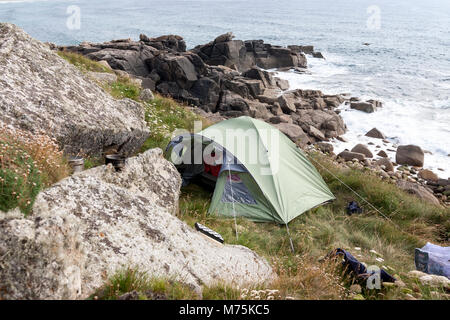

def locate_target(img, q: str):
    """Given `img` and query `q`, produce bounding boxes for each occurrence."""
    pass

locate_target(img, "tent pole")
[227,164,239,241]
[285,223,295,253]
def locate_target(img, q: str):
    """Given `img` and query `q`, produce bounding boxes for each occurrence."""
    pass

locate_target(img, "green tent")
[166,116,335,225]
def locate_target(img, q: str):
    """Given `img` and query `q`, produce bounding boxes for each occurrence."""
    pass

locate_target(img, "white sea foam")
[275,55,450,179]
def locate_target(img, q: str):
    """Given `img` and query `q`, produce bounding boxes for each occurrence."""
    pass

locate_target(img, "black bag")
[346,201,362,215]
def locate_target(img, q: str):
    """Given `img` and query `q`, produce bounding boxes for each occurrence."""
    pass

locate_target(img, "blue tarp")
[415,242,450,279]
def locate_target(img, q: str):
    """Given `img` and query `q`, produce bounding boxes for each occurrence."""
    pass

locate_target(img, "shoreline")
[273,63,449,180]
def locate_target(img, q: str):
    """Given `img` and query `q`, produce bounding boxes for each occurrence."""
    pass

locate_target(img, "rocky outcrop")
[0,149,275,299]
[61,32,350,145]
[191,33,307,72]
[396,145,425,167]
[0,23,149,157]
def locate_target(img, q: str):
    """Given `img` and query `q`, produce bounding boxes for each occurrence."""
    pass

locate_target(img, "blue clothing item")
[332,248,396,283]
[346,201,362,215]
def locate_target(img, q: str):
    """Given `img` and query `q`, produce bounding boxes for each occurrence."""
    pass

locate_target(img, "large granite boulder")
[396,145,425,167]
[0,23,149,157]
[0,149,276,299]
[365,128,386,139]
[351,144,373,158]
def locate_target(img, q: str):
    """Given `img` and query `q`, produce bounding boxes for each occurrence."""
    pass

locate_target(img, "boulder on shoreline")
[396,145,425,167]
[365,128,386,139]
[0,23,149,157]
[418,169,438,181]
[337,151,366,162]
[0,149,276,299]
[351,144,373,158]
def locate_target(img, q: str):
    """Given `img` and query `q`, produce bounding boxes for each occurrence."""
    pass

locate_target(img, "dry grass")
[57,50,114,74]
[0,126,70,214]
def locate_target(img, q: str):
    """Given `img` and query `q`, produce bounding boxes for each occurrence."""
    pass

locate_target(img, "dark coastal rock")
[316,142,334,154]
[418,169,438,181]
[377,150,389,158]
[147,53,200,89]
[288,45,314,54]
[365,127,386,139]
[277,94,296,114]
[312,52,325,59]
[63,40,158,77]
[139,34,186,52]
[61,32,349,146]
[396,145,425,167]
[338,151,366,162]
[192,33,307,72]
[375,158,394,172]
[308,125,326,141]
[269,114,292,124]
[273,123,310,147]
[351,144,373,158]
[350,101,377,113]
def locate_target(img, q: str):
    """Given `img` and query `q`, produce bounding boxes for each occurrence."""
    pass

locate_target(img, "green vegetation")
[106,76,142,101]
[93,268,199,300]
[140,95,210,152]
[0,128,70,215]
[57,50,113,74]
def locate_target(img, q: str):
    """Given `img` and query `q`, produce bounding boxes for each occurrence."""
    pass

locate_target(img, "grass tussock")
[106,76,142,101]
[93,268,199,300]
[0,127,70,215]
[140,94,212,152]
[57,50,114,74]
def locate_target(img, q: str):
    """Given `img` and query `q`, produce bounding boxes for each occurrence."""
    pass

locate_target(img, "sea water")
[1,0,449,177]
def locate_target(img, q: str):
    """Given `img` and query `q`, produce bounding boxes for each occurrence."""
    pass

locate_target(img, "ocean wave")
[275,55,450,178]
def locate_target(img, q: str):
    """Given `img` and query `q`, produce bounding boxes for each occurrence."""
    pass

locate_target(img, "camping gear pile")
[415,243,450,279]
